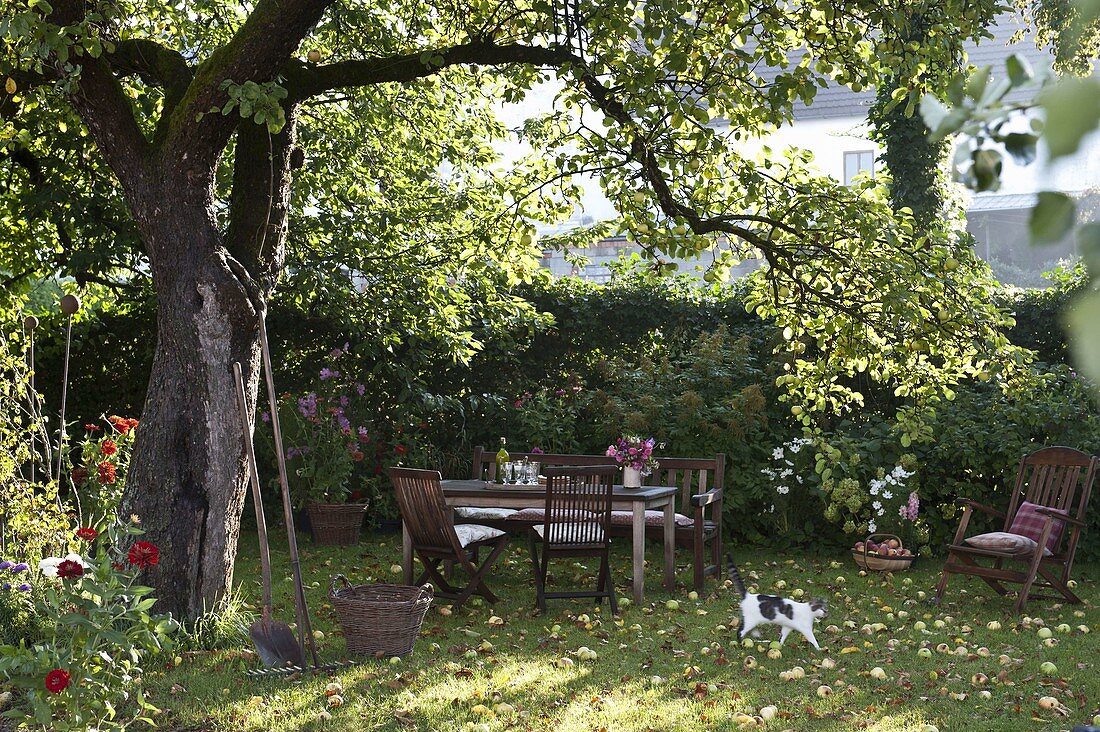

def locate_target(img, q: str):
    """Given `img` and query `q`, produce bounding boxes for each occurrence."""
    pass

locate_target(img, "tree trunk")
[122,186,266,619]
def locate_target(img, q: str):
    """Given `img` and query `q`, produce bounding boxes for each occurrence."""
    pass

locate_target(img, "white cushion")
[609,510,694,528]
[510,508,594,522]
[453,523,506,548]
[533,523,607,544]
[964,531,1051,556]
[454,507,518,520]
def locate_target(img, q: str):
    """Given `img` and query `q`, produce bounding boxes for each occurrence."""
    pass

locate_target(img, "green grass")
[148,532,1100,731]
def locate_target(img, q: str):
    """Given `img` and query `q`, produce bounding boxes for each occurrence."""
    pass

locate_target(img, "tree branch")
[285,40,578,99]
[162,0,334,172]
[107,39,193,141]
[47,0,153,185]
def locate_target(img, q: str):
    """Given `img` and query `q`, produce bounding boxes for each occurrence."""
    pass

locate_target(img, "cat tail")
[726,553,747,598]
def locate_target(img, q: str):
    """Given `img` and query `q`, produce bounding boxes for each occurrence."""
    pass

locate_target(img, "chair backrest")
[650,455,726,514]
[1003,447,1097,553]
[388,467,457,551]
[541,465,616,547]
[1004,447,1097,521]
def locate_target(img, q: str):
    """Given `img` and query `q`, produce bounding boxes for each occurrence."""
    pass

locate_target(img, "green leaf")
[1076,222,1100,273]
[919,94,949,132]
[1002,133,1037,165]
[1040,77,1100,158]
[1005,54,1033,87]
[965,65,991,101]
[972,149,1002,192]
[1067,290,1100,386]
[1029,191,1076,245]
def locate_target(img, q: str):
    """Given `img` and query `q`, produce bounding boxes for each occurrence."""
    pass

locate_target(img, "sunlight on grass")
[146,532,1100,731]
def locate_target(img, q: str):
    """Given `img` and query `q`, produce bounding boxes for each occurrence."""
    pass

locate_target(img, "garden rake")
[233,362,302,669]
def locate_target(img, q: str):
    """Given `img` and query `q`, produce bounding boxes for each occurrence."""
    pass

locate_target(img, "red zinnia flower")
[75,527,99,541]
[44,669,71,694]
[84,423,102,432]
[108,415,139,436]
[394,444,407,456]
[351,450,364,462]
[56,559,85,579]
[71,467,89,484]
[127,541,159,569]
[100,439,118,456]
[97,460,117,485]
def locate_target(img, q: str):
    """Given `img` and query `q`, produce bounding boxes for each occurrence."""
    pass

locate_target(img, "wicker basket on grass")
[851,533,916,571]
[330,576,433,658]
[306,502,368,545]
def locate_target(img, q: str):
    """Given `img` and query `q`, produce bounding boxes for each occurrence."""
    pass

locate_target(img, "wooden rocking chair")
[389,467,509,609]
[935,446,1097,613]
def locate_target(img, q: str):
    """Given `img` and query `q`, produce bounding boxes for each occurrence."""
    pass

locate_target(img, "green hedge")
[24,271,1100,559]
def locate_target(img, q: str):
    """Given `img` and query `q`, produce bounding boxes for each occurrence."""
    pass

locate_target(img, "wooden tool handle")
[233,362,274,618]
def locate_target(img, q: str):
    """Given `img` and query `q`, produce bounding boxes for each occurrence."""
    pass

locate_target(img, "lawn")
[148,531,1100,731]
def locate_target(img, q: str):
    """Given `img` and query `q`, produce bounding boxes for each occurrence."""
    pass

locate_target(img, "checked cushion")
[1008,501,1068,555]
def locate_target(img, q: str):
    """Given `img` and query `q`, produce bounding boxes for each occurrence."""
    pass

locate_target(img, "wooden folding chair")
[527,465,618,613]
[934,446,1097,613]
[389,467,509,609]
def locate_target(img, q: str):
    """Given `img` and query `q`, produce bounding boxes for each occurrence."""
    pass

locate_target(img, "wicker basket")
[851,533,916,571]
[330,576,433,658]
[307,502,368,545]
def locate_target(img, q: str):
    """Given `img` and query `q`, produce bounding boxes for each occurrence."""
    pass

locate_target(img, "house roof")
[736,14,1054,123]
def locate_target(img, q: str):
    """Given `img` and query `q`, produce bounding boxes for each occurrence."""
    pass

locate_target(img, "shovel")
[233,362,302,668]
[257,311,320,668]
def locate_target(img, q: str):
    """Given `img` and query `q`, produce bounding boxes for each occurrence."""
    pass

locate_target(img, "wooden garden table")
[401,479,678,603]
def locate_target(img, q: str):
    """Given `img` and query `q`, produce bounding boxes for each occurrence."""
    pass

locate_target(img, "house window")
[843,150,875,185]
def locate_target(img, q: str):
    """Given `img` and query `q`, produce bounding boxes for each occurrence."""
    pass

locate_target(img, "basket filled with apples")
[852,534,915,571]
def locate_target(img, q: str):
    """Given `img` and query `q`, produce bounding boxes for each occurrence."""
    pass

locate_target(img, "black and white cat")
[728,555,827,650]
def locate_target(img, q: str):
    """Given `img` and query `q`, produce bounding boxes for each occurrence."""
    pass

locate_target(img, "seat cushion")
[454,507,518,521]
[609,510,695,528]
[1008,501,1068,555]
[964,531,1040,555]
[453,523,506,548]
[533,523,606,544]
[510,508,594,522]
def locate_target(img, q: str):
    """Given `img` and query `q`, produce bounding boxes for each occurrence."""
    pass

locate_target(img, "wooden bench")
[467,447,725,591]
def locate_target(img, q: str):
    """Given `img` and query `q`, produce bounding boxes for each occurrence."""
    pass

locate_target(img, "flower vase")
[623,466,642,488]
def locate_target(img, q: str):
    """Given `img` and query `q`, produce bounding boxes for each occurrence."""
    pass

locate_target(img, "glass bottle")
[495,437,509,483]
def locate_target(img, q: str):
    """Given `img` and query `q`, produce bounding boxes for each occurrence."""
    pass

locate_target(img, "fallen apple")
[1039,661,1057,674]
[817,685,833,697]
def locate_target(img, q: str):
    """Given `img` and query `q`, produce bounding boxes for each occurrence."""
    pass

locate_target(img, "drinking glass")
[503,461,515,484]
[525,462,540,485]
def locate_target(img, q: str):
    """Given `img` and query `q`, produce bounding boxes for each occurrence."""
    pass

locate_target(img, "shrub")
[0,521,178,731]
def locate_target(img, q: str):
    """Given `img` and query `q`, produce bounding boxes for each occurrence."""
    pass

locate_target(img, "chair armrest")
[691,488,723,508]
[1034,506,1085,528]
[956,498,1005,520]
